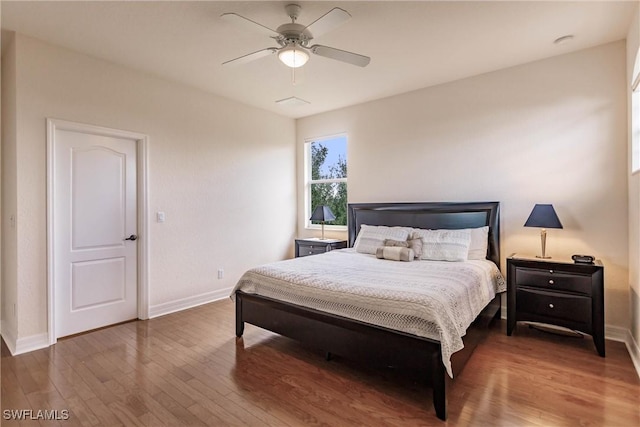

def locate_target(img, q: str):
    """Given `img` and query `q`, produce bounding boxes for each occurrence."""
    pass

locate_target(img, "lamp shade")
[310,205,336,222]
[524,204,563,229]
[278,45,309,68]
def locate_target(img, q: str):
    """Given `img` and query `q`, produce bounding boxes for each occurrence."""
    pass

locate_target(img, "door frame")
[46,118,149,345]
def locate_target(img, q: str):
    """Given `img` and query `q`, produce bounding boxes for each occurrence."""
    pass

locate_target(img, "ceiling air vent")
[275,96,310,107]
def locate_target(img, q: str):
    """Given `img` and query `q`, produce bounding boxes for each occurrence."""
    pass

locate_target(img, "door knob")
[124,234,138,241]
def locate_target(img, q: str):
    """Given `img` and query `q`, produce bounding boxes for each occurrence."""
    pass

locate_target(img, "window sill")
[306,224,347,231]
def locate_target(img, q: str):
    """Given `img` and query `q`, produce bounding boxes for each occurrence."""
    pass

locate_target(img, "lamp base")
[539,228,549,259]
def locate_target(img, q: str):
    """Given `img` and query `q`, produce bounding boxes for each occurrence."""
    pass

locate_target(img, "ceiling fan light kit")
[278,44,309,68]
[221,3,370,69]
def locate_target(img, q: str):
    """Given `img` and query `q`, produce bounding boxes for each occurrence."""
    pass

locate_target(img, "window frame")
[304,133,348,231]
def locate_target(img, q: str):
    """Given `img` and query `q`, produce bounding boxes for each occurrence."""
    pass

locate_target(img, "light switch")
[157,211,165,223]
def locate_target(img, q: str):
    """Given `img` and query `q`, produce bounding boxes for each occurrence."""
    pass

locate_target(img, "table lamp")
[310,205,336,240]
[524,204,563,259]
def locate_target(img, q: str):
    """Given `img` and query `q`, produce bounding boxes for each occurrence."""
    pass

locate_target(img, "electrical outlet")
[217,269,224,279]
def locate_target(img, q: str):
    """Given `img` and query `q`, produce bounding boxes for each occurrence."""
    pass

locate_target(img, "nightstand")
[506,254,605,356]
[295,238,347,258]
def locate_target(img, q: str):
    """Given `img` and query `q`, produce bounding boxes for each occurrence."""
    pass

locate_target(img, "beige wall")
[1,29,634,354]
[1,33,18,342]
[627,4,640,357]
[2,34,296,346]
[297,41,629,329]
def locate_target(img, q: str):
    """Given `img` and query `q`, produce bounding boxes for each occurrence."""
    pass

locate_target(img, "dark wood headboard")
[347,202,500,266]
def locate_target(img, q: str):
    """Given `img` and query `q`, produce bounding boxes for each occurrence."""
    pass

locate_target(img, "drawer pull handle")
[549,279,554,285]
[549,303,554,309]
[549,270,554,274]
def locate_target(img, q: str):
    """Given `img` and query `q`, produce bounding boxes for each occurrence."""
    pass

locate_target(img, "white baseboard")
[605,324,628,343]
[628,333,640,378]
[606,325,640,378]
[149,287,233,318]
[14,333,49,355]
[1,322,17,355]
[1,325,48,356]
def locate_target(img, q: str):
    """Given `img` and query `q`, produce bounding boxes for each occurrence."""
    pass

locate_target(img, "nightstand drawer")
[517,288,591,325]
[299,245,329,256]
[515,267,592,295]
[295,239,348,258]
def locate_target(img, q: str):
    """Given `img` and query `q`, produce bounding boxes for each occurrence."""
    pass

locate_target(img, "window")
[305,134,347,228]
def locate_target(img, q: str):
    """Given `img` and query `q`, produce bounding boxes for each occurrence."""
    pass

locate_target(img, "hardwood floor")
[2,299,639,426]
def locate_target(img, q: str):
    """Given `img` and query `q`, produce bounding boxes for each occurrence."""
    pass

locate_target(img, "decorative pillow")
[407,237,423,259]
[375,246,415,262]
[353,225,412,254]
[383,238,409,247]
[466,226,489,260]
[411,228,472,262]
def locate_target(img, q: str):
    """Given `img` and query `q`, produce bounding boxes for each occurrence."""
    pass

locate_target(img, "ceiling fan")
[221,3,370,69]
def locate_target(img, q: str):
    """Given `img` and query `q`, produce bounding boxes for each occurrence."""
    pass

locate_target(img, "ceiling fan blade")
[303,7,351,39]
[222,48,278,66]
[310,45,370,67]
[220,13,280,38]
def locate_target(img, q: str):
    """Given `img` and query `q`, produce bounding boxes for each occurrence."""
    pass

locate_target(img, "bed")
[233,202,503,420]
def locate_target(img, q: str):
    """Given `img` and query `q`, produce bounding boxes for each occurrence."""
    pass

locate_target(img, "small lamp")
[524,204,563,259]
[310,205,336,240]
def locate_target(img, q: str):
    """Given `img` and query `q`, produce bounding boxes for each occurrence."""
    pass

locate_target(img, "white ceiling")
[1,1,637,119]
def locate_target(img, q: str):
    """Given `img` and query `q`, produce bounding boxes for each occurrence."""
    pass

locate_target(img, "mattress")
[232,248,505,376]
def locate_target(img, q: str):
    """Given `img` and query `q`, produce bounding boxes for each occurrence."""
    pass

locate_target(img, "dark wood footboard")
[235,290,501,421]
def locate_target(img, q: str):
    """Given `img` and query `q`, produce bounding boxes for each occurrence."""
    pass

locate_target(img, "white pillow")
[466,226,489,260]
[354,225,412,254]
[411,228,472,262]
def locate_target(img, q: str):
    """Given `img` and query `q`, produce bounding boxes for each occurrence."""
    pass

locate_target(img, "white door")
[53,127,138,338]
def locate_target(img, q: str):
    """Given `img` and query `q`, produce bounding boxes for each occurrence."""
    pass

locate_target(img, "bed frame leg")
[235,297,244,338]
[432,351,447,421]
[325,352,332,361]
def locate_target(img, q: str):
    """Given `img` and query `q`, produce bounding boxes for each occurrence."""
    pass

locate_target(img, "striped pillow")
[411,229,472,262]
[353,225,412,254]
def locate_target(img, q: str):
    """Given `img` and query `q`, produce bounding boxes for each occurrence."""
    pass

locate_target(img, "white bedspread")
[232,248,505,377]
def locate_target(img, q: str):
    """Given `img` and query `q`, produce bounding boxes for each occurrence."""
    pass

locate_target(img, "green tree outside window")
[308,136,347,226]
